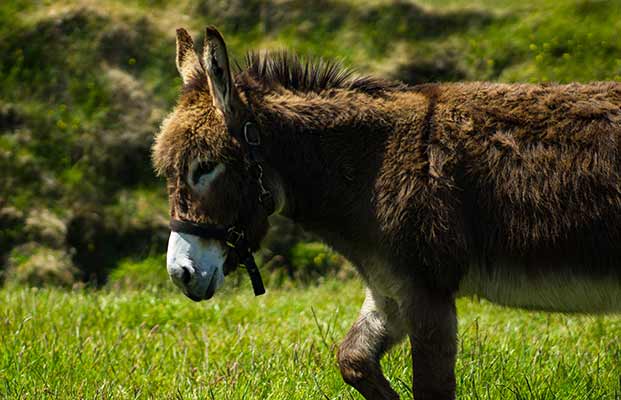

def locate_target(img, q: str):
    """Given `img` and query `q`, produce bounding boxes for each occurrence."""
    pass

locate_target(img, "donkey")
[152,26,621,399]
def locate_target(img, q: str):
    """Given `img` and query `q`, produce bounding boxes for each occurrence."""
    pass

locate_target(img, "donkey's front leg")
[406,287,458,400]
[338,287,406,400]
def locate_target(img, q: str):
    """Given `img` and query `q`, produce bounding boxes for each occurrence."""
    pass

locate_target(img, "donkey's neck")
[254,90,394,252]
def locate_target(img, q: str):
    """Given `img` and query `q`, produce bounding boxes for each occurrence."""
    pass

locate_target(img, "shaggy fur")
[153,29,621,399]
[240,51,406,96]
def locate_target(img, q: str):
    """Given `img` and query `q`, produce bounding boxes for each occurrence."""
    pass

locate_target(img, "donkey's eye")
[192,161,218,185]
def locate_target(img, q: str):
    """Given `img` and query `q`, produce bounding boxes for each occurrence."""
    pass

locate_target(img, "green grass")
[1,279,619,399]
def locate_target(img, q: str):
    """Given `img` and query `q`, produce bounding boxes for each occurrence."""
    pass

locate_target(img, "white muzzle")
[166,231,227,301]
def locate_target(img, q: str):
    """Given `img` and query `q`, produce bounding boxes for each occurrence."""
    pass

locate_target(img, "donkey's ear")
[176,28,201,84]
[203,26,235,116]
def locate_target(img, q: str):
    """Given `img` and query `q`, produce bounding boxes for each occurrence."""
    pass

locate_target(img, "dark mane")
[237,51,406,96]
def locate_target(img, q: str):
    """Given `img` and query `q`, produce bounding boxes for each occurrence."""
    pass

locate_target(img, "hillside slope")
[2,0,621,285]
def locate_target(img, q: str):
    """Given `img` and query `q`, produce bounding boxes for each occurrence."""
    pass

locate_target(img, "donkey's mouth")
[184,272,218,302]
[203,273,218,300]
[187,292,202,302]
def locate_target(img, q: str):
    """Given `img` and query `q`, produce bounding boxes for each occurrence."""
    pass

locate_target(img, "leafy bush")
[5,244,79,288]
[260,240,355,288]
[106,254,172,290]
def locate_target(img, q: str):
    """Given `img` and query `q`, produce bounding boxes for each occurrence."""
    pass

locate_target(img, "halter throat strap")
[233,119,275,213]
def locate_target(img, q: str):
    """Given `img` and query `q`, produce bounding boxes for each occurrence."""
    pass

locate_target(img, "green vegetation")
[0,0,617,283]
[4,0,621,286]
[1,281,619,399]
[2,0,621,398]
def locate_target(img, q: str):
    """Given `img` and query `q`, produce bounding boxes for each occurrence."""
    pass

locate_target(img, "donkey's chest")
[458,261,621,313]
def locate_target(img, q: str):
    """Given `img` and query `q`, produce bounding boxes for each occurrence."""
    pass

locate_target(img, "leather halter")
[169,119,274,296]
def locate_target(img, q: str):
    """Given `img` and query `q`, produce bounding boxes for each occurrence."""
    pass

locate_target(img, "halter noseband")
[169,217,266,296]
[169,119,274,297]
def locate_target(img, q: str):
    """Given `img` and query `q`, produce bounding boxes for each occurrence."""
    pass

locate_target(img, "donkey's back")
[409,82,621,312]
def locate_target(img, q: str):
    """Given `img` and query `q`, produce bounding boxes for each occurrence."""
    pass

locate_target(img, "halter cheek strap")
[169,218,266,296]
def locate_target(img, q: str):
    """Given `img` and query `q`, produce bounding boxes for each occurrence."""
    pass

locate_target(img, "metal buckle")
[259,191,273,204]
[225,227,244,248]
[243,121,261,146]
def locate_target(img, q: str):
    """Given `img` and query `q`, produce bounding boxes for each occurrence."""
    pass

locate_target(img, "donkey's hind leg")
[338,287,406,400]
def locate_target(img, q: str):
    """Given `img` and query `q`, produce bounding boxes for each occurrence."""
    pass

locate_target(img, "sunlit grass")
[1,279,619,399]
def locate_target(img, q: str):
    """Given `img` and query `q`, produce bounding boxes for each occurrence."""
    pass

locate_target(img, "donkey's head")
[152,27,274,301]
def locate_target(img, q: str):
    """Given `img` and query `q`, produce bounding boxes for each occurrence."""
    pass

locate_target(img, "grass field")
[1,278,620,399]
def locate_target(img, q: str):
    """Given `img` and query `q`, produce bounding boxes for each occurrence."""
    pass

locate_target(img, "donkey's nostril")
[181,266,192,285]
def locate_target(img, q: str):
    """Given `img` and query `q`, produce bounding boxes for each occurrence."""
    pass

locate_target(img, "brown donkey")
[152,27,621,399]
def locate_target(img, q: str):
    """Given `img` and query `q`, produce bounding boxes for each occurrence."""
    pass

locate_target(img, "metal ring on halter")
[243,121,261,146]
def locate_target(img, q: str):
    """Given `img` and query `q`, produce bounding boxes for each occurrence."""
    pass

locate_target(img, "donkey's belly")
[458,261,621,313]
